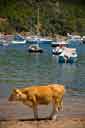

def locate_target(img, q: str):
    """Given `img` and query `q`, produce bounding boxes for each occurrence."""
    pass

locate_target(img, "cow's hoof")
[52,115,57,120]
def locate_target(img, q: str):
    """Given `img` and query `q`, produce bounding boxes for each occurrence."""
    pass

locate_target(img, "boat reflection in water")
[58,47,78,64]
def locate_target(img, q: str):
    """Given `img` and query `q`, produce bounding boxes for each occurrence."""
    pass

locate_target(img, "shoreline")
[0,116,85,128]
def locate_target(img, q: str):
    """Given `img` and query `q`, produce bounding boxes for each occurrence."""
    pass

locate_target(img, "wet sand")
[0,95,85,128]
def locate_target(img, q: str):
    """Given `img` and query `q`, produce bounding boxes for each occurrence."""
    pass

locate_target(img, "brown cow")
[8,84,65,120]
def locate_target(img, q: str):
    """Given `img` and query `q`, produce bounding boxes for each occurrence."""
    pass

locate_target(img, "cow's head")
[8,88,27,101]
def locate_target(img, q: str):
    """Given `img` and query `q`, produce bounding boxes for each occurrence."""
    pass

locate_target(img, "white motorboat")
[58,47,78,63]
[12,40,26,44]
[38,38,52,43]
[11,35,26,44]
[67,33,81,42]
[26,36,39,42]
[26,36,52,43]
[0,34,13,46]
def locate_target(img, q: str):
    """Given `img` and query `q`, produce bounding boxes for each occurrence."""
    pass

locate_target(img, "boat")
[52,40,68,55]
[26,35,52,43]
[52,46,64,55]
[51,40,68,47]
[11,35,26,44]
[28,44,43,53]
[38,38,52,43]
[12,40,26,44]
[26,36,40,43]
[58,47,77,63]
[0,34,13,46]
[0,39,7,45]
[67,33,81,42]
[2,40,9,46]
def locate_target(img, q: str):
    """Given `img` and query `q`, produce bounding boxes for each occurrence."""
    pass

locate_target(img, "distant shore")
[0,31,67,40]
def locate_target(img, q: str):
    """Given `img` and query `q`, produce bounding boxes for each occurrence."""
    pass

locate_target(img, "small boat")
[0,34,13,46]
[51,40,68,47]
[28,44,43,53]
[12,40,26,44]
[38,38,52,43]
[26,36,40,42]
[58,47,77,64]
[11,35,26,44]
[26,36,52,43]
[67,33,81,42]
[0,39,10,46]
[52,46,64,55]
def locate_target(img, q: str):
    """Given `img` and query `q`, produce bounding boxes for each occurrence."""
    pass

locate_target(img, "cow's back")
[20,86,53,105]
[19,85,65,105]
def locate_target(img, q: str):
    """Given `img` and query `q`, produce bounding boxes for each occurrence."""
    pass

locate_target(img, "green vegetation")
[0,0,85,35]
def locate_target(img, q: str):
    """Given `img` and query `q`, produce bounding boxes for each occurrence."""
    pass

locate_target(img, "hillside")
[0,0,85,35]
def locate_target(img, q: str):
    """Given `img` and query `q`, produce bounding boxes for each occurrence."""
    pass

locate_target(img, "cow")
[8,84,65,120]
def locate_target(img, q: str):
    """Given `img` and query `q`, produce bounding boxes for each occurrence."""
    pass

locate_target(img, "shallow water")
[0,41,85,119]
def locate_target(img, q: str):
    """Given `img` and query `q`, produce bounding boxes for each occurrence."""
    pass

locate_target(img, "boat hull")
[11,40,26,44]
[28,49,43,53]
[52,51,62,55]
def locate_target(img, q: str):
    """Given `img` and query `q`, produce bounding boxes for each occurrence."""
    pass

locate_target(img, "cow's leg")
[58,97,63,111]
[49,98,57,120]
[33,104,38,120]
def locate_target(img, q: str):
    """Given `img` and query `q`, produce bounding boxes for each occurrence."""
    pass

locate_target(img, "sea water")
[0,41,85,119]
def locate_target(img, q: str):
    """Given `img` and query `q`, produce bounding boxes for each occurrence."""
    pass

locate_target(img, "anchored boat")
[11,35,26,44]
[28,44,43,53]
[51,40,68,47]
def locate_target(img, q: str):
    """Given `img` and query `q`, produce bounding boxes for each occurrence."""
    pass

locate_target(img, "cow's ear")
[16,89,22,94]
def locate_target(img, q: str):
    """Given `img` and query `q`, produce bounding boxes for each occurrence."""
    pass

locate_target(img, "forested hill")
[0,0,85,35]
